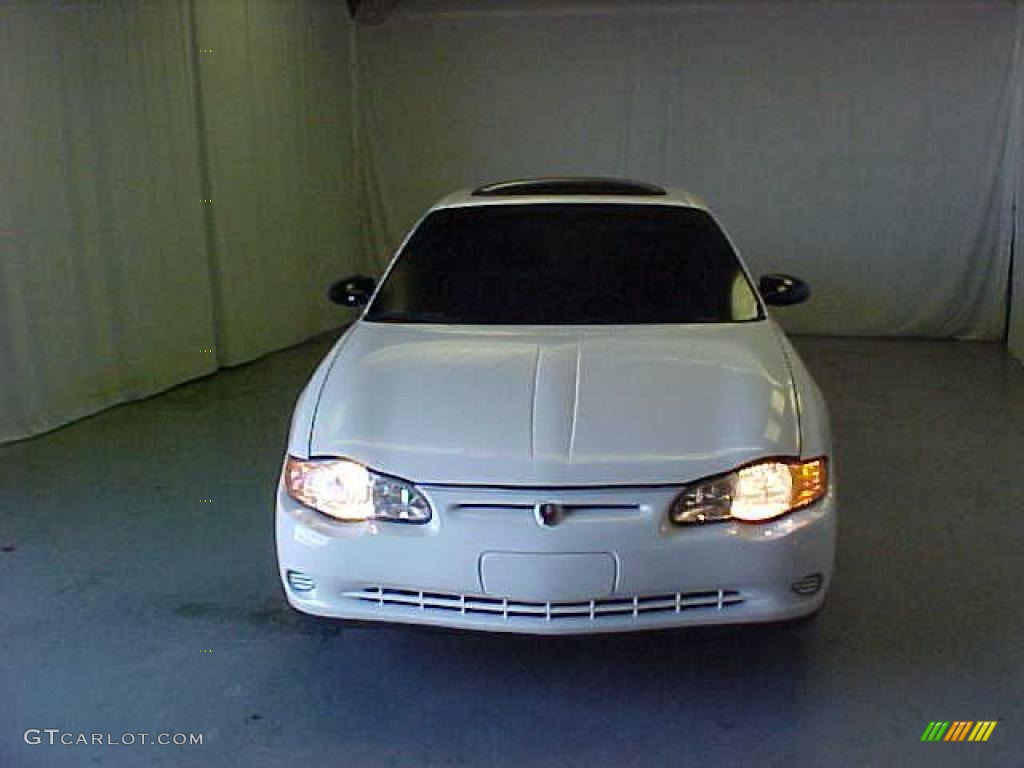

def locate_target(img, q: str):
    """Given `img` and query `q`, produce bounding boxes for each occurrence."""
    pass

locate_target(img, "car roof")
[431,177,709,211]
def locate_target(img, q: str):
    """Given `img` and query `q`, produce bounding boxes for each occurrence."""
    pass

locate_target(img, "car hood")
[310,321,800,486]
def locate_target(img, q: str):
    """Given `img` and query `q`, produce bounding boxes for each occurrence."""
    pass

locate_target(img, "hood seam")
[308,324,354,457]
[769,324,803,457]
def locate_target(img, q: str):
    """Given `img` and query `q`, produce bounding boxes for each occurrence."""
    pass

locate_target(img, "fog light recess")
[286,570,316,593]
[791,573,822,596]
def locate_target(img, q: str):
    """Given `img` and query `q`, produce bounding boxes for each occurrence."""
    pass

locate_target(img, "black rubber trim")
[472,177,666,197]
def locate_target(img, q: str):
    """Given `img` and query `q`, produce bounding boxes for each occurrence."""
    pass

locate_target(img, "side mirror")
[759,273,810,306]
[328,275,376,307]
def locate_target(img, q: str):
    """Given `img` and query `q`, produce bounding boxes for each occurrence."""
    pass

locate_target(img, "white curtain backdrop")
[0,1,218,442]
[2,0,1022,444]
[193,0,363,366]
[356,0,1021,339]
[0,0,360,443]
[1009,2,1024,363]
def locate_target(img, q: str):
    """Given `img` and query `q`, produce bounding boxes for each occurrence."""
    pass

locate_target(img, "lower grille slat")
[342,586,744,622]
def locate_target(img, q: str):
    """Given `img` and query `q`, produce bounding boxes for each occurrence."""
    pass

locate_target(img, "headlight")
[669,458,827,525]
[283,456,432,523]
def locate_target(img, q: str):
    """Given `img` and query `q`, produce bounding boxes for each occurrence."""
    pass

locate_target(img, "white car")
[276,178,835,634]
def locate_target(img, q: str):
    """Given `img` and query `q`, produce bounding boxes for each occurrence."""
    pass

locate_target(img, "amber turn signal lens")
[788,458,827,512]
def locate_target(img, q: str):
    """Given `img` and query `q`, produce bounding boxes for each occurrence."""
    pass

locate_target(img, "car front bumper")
[275,479,836,635]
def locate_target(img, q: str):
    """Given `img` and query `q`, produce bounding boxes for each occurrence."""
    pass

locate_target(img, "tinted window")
[365,204,762,325]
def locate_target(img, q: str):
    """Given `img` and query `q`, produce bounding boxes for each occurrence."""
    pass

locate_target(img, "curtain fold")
[192,0,361,367]
[0,0,217,442]
[0,0,360,443]
[1008,1,1024,363]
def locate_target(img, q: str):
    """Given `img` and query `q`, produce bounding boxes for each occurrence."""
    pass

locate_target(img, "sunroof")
[472,177,666,197]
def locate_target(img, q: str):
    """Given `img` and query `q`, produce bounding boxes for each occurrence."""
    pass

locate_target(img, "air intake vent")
[343,586,743,622]
[286,570,316,593]
[791,574,823,596]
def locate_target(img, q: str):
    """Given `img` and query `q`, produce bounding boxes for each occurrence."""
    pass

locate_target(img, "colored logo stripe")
[969,722,997,742]
[944,722,972,741]
[921,721,997,742]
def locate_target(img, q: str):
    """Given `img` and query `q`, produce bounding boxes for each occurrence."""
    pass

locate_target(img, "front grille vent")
[342,586,743,621]
[454,503,640,514]
[286,570,316,593]
[791,573,823,596]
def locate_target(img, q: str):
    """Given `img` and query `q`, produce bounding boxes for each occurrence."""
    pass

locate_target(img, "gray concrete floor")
[2,335,1023,767]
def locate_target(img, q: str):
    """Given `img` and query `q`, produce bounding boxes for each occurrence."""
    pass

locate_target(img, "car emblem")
[534,502,564,528]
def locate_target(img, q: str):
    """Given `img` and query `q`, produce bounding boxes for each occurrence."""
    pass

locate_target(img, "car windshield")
[364,203,763,325]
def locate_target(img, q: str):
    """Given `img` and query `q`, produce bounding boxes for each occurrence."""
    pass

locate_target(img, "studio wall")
[1011,10,1024,363]
[1012,232,1024,362]
[193,0,363,366]
[356,0,1022,341]
[2,0,1022,445]
[0,1,218,443]
[0,0,360,443]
